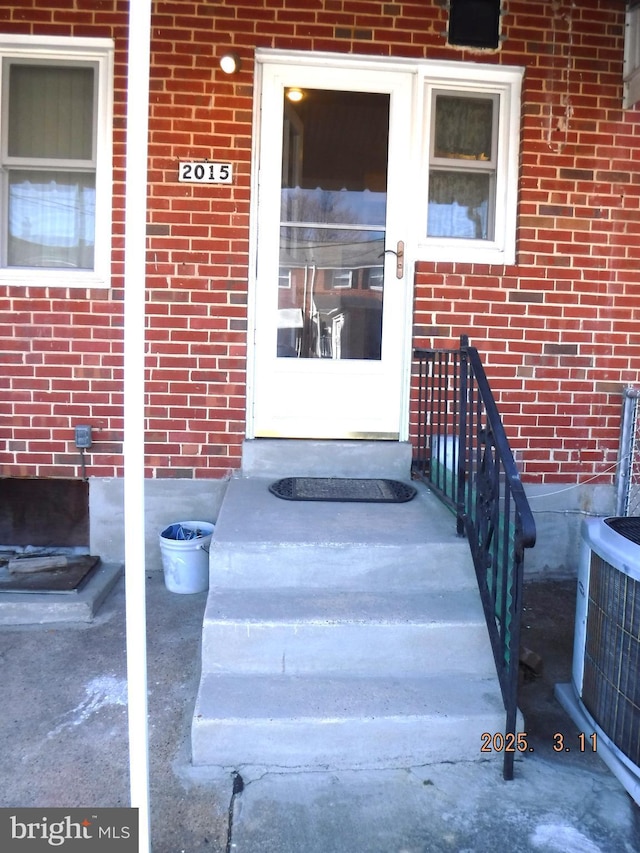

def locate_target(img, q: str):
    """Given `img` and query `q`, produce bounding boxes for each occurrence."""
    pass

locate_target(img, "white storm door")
[250,61,414,439]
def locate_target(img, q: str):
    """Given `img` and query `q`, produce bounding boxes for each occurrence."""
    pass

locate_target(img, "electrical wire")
[527,449,634,502]
[79,447,88,481]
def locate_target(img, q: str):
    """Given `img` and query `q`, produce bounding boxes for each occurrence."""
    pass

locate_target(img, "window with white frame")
[418,65,522,266]
[0,37,113,287]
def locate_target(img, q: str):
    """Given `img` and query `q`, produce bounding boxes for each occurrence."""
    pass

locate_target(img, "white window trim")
[624,5,640,109]
[255,50,523,268]
[416,61,523,267]
[0,35,114,289]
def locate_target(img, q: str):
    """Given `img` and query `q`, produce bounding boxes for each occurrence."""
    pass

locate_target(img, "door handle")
[382,240,405,279]
[395,240,404,279]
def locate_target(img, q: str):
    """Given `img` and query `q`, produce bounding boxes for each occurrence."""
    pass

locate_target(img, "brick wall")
[0,0,636,487]
[413,0,636,485]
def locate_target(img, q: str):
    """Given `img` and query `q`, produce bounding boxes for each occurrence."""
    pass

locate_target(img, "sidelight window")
[419,65,522,265]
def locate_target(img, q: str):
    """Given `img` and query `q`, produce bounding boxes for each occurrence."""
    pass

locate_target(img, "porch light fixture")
[286,88,304,102]
[219,52,241,75]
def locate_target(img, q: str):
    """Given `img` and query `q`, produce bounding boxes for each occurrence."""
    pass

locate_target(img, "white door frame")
[246,49,418,441]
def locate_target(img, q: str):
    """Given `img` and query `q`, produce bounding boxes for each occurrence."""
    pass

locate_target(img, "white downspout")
[124,1,152,850]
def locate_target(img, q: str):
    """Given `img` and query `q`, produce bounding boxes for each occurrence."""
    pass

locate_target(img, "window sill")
[0,270,110,289]
[416,240,515,267]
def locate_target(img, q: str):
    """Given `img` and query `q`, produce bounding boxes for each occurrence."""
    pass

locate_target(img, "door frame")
[246,49,419,441]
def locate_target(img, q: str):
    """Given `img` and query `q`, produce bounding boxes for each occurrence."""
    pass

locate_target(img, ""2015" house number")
[178,162,233,184]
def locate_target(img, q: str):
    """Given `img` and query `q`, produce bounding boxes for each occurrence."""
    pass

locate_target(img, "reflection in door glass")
[278,227,385,359]
[278,89,389,359]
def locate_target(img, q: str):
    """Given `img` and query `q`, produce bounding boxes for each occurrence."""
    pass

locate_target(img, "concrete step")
[191,672,506,769]
[193,455,508,774]
[210,477,475,592]
[241,439,412,479]
[200,588,496,678]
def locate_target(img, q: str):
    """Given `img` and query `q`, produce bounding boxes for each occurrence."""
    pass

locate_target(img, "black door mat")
[269,477,417,503]
[0,555,101,594]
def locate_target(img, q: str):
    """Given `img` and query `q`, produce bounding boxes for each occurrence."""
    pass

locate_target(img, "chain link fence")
[616,387,640,516]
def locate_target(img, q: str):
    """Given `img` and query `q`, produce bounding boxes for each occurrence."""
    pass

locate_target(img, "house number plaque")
[178,162,233,183]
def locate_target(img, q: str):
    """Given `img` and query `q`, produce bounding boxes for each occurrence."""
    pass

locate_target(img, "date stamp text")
[481,731,597,753]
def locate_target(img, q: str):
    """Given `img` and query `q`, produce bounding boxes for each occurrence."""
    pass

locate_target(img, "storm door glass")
[278,89,389,360]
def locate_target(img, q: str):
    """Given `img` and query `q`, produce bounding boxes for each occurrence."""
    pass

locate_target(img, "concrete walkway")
[1,574,639,853]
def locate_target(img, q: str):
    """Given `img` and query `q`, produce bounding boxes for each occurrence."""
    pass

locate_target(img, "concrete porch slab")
[209,477,474,591]
[215,475,450,546]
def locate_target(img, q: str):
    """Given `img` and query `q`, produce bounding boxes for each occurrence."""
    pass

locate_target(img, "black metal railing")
[413,335,536,781]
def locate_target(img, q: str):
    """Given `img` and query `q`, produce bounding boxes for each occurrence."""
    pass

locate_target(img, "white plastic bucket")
[159,520,214,594]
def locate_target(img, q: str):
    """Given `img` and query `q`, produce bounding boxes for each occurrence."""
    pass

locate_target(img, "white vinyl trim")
[417,64,523,266]
[0,35,114,288]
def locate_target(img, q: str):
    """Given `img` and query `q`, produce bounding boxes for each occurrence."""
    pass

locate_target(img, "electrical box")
[74,424,92,449]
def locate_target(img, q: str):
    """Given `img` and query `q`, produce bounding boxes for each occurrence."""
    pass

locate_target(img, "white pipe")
[123,1,152,850]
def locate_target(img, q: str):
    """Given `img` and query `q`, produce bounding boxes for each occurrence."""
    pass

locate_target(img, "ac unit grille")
[604,516,640,546]
[582,552,640,767]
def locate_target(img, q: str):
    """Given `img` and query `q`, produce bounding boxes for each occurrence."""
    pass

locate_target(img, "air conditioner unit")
[556,516,640,804]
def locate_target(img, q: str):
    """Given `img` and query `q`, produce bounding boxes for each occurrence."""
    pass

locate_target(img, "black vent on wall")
[448,0,501,49]
[0,479,89,547]
[582,548,640,767]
